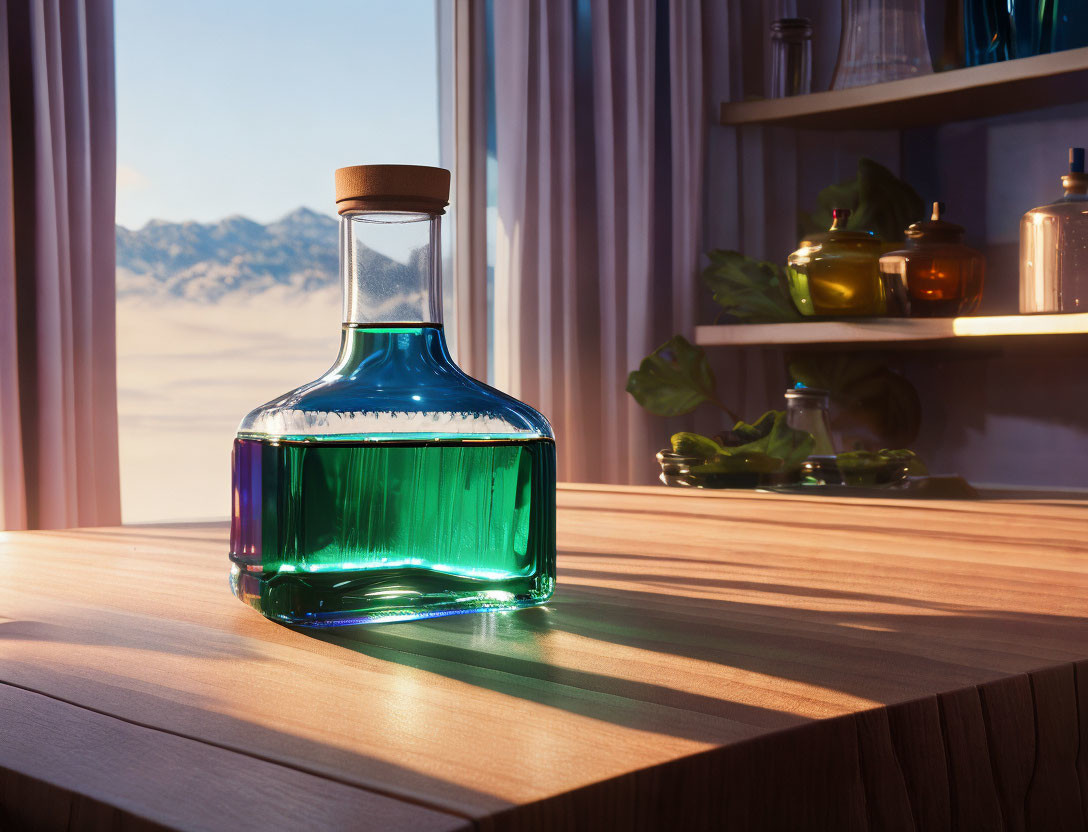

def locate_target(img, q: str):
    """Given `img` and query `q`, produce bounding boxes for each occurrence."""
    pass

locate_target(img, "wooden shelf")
[694,312,1088,347]
[719,47,1088,130]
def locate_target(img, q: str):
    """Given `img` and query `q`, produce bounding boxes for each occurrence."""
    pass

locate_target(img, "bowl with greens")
[657,411,814,489]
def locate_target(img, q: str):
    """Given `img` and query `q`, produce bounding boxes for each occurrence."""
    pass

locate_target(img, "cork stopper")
[334,164,450,215]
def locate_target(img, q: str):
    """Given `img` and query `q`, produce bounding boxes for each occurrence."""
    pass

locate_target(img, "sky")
[115,0,441,230]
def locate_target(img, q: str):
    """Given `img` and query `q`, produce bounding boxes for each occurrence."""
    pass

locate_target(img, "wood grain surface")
[1,484,1087,830]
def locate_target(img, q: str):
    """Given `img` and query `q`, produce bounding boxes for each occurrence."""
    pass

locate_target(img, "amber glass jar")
[786,208,886,316]
[879,202,984,317]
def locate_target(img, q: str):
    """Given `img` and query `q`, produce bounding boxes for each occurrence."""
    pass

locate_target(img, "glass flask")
[831,0,933,90]
[1020,148,1088,314]
[786,208,887,317]
[229,165,556,626]
[770,18,813,98]
[879,202,985,317]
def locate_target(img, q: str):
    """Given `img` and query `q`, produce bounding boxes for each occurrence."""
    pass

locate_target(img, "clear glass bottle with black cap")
[1021,147,1088,313]
[879,202,985,317]
[229,165,556,626]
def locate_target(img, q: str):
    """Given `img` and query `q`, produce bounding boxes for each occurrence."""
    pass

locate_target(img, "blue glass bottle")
[1036,0,1088,54]
[965,0,1088,64]
[229,165,556,626]
[964,0,1017,65]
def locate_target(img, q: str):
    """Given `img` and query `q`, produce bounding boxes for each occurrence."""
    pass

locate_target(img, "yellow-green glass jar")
[786,208,886,316]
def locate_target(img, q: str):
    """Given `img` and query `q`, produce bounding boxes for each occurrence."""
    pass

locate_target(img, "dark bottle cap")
[1062,148,1088,194]
[1071,147,1085,174]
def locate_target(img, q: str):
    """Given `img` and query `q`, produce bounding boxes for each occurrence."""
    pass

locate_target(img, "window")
[115,1,447,522]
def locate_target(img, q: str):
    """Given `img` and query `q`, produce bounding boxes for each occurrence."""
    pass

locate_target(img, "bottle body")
[831,0,932,89]
[230,427,555,625]
[787,212,886,317]
[769,18,813,98]
[229,184,556,626]
[1020,195,1088,313]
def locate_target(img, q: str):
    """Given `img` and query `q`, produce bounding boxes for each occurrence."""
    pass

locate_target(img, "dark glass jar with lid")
[879,202,985,317]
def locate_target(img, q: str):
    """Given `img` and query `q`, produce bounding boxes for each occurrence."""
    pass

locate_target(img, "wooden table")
[2,485,1088,831]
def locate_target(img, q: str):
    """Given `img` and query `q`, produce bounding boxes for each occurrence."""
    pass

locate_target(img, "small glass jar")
[879,202,985,317]
[770,18,813,98]
[786,208,886,317]
[785,387,841,485]
[1020,147,1088,313]
[784,387,835,455]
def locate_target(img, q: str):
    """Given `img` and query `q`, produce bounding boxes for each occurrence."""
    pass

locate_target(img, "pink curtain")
[0,0,120,530]
[493,0,706,484]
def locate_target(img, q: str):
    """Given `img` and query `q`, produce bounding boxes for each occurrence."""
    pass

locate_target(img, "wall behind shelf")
[903,99,1088,316]
[701,3,1088,489]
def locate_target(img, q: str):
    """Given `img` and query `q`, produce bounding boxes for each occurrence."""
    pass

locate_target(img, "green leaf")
[702,250,802,322]
[835,450,887,471]
[880,449,929,476]
[670,432,723,459]
[668,432,785,475]
[799,157,925,243]
[626,336,720,417]
[666,412,814,476]
[732,410,815,471]
[732,411,777,444]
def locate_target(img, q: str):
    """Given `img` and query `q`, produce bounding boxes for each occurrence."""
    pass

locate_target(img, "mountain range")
[116,207,414,304]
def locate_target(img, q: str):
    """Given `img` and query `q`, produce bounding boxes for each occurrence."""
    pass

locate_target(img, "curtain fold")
[494,0,705,484]
[1,0,120,530]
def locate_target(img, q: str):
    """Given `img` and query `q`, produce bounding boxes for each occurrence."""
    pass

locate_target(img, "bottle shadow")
[302,556,1088,741]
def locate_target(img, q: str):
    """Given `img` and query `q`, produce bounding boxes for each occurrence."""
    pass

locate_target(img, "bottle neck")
[1062,172,1088,199]
[339,211,443,325]
[329,324,454,379]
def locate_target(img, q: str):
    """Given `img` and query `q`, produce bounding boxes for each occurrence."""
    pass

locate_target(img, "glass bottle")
[831,0,933,90]
[770,18,813,98]
[966,0,1088,64]
[879,202,985,317]
[1020,148,1088,314]
[785,387,841,486]
[229,165,556,626]
[786,208,887,317]
[785,387,835,455]
[1037,0,1088,54]
[964,0,1017,65]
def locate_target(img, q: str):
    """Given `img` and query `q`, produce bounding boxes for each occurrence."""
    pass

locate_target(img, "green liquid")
[229,437,556,625]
